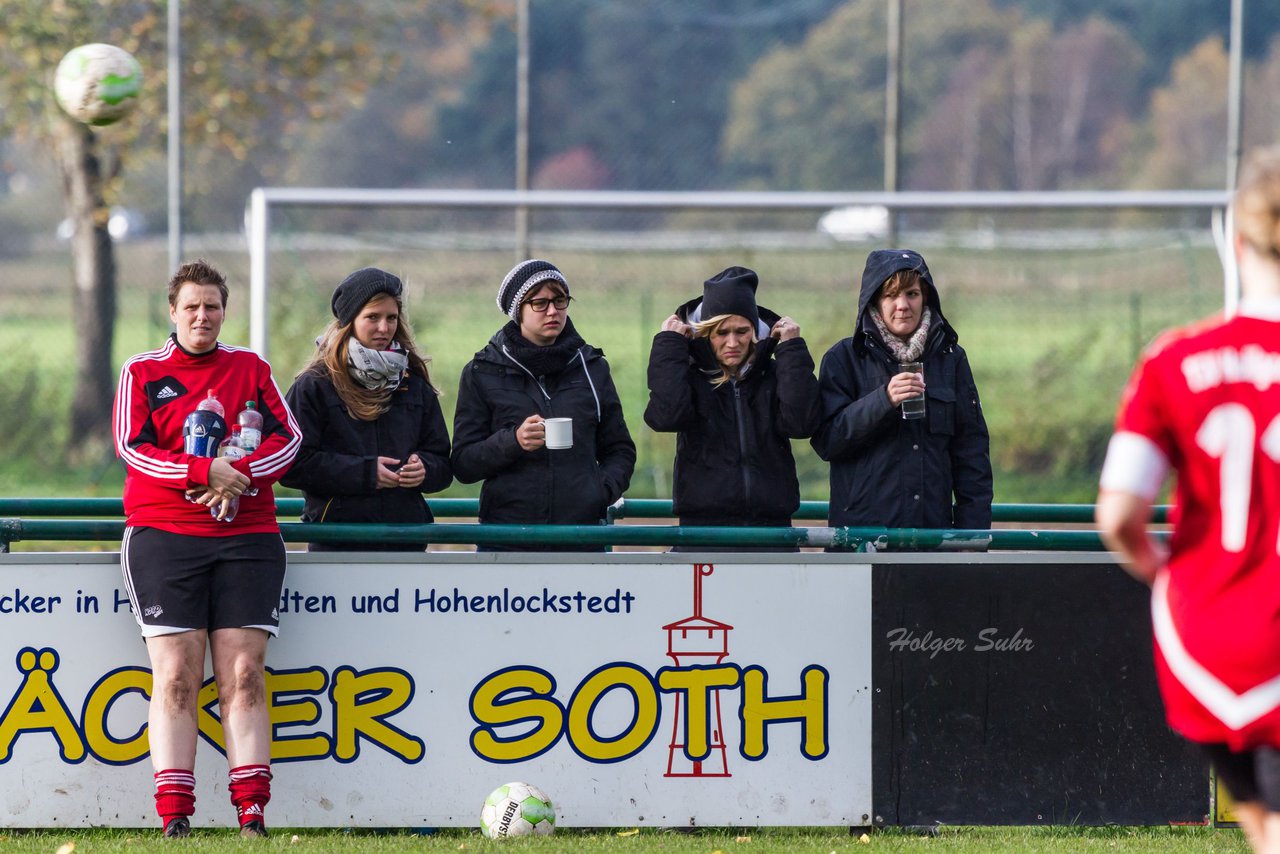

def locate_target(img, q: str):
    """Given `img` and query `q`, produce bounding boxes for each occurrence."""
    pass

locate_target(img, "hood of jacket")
[854,248,955,353]
[673,295,782,374]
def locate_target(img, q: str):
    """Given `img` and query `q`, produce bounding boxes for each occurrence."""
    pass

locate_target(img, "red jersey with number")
[1113,310,1280,748]
[113,335,302,536]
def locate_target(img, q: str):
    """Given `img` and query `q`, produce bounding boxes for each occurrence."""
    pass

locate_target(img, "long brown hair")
[298,294,436,421]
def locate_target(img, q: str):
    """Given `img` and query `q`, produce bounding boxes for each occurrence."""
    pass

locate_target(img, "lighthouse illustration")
[662,563,733,778]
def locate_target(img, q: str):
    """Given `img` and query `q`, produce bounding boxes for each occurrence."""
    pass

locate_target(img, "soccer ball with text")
[53,43,142,126]
[480,781,556,839]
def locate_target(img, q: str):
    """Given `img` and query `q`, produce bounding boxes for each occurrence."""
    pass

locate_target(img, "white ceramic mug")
[544,417,573,449]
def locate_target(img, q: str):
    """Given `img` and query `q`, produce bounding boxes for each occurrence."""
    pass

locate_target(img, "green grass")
[0,233,1222,502]
[0,825,1251,852]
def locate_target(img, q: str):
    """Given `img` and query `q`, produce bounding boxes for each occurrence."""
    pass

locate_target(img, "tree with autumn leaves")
[0,0,400,460]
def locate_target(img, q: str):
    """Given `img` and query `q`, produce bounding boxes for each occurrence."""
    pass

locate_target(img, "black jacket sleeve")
[280,374,377,496]
[449,362,525,484]
[593,361,637,505]
[949,350,994,528]
[414,386,454,495]
[643,331,698,433]
[810,342,895,461]
[771,337,823,440]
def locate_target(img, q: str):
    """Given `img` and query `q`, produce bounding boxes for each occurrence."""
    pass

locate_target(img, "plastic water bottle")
[213,425,246,522]
[197,389,225,418]
[237,401,263,452]
[235,402,262,496]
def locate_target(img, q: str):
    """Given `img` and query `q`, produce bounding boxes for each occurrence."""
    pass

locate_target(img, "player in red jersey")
[112,259,301,838]
[1098,147,1280,853]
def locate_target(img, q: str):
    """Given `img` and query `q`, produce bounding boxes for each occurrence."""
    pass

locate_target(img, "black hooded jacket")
[811,249,992,530]
[451,321,636,536]
[281,369,453,550]
[645,300,822,526]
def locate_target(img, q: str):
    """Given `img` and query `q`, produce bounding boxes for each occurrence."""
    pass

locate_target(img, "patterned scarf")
[869,306,933,362]
[347,339,408,390]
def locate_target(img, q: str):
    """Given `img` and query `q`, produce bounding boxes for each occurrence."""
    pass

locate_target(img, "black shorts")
[120,527,286,637]
[1200,743,1280,813]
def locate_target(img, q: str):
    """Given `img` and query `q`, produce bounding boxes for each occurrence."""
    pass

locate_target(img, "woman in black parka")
[282,267,453,551]
[451,259,636,550]
[811,249,992,532]
[645,266,821,534]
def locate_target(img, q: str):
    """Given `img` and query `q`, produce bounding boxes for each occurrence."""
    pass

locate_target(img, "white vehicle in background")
[818,204,890,241]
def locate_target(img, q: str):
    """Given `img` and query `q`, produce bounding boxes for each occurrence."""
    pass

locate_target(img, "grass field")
[0,825,1252,852]
[0,224,1223,503]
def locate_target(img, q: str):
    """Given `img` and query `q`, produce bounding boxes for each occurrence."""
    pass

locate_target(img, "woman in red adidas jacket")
[112,259,300,838]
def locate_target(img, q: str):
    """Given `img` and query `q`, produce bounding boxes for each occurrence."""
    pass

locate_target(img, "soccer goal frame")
[245,187,1230,360]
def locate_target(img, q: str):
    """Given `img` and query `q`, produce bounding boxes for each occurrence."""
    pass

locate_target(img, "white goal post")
[245,187,1230,360]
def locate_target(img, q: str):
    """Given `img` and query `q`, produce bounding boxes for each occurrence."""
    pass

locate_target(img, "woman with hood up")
[811,249,992,532]
[451,259,636,550]
[644,266,821,538]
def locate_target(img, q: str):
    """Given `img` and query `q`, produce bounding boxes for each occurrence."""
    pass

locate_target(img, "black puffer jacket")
[811,249,992,530]
[645,302,821,526]
[281,369,453,550]
[451,323,636,535]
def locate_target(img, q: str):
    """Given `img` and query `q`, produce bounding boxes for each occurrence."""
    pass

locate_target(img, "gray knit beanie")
[497,259,569,321]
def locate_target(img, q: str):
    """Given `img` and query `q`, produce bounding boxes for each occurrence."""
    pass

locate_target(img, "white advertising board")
[0,553,871,828]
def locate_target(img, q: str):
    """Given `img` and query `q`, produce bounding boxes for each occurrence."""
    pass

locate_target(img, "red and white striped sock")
[228,764,272,828]
[154,768,196,830]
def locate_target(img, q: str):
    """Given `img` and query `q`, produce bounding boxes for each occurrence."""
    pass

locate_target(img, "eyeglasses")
[523,295,572,312]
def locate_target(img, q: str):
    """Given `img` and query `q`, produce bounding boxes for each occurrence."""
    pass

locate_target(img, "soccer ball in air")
[479,781,556,839]
[54,43,143,126]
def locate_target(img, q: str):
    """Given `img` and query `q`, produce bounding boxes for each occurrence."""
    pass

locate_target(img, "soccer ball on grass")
[53,43,142,126]
[480,781,556,839]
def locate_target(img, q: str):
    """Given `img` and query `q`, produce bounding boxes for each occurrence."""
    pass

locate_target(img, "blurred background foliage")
[0,0,1275,504]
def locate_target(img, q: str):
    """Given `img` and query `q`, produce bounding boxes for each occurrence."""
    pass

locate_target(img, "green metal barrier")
[0,517,1110,551]
[0,497,1168,524]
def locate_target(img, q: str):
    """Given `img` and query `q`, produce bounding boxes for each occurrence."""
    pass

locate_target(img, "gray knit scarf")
[870,306,932,362]
[347,339,408,390]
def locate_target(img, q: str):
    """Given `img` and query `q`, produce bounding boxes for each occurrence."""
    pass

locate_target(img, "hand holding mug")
[516,415,546,452]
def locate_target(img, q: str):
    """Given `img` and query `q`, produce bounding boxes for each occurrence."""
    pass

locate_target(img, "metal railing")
[0,497,1168,524]
[0,497,1167,552]
[0,518,1110,552]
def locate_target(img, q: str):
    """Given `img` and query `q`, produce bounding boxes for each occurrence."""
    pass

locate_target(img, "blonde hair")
[298,295,436,421]
[1236,146,1280,259]
[694,313,757,387]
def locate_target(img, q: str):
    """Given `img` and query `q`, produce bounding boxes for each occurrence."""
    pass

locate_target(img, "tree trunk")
[55,118,118,463]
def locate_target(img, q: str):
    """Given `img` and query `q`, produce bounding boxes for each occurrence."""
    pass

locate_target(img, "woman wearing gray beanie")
[281,267,452,550]
[451,259,636,550]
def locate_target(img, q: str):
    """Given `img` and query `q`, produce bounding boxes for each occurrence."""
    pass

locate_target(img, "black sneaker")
[163,817,191,839]
[239,820,269,839]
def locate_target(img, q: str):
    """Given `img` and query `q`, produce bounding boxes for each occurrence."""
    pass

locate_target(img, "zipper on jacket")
[733,383,752,500]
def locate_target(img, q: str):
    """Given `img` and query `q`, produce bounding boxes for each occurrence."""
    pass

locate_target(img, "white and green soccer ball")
[480,781,556,839]
[54,43,143,126]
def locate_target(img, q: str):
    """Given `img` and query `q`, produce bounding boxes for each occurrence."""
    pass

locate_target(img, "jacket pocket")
[927,384,956,436]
